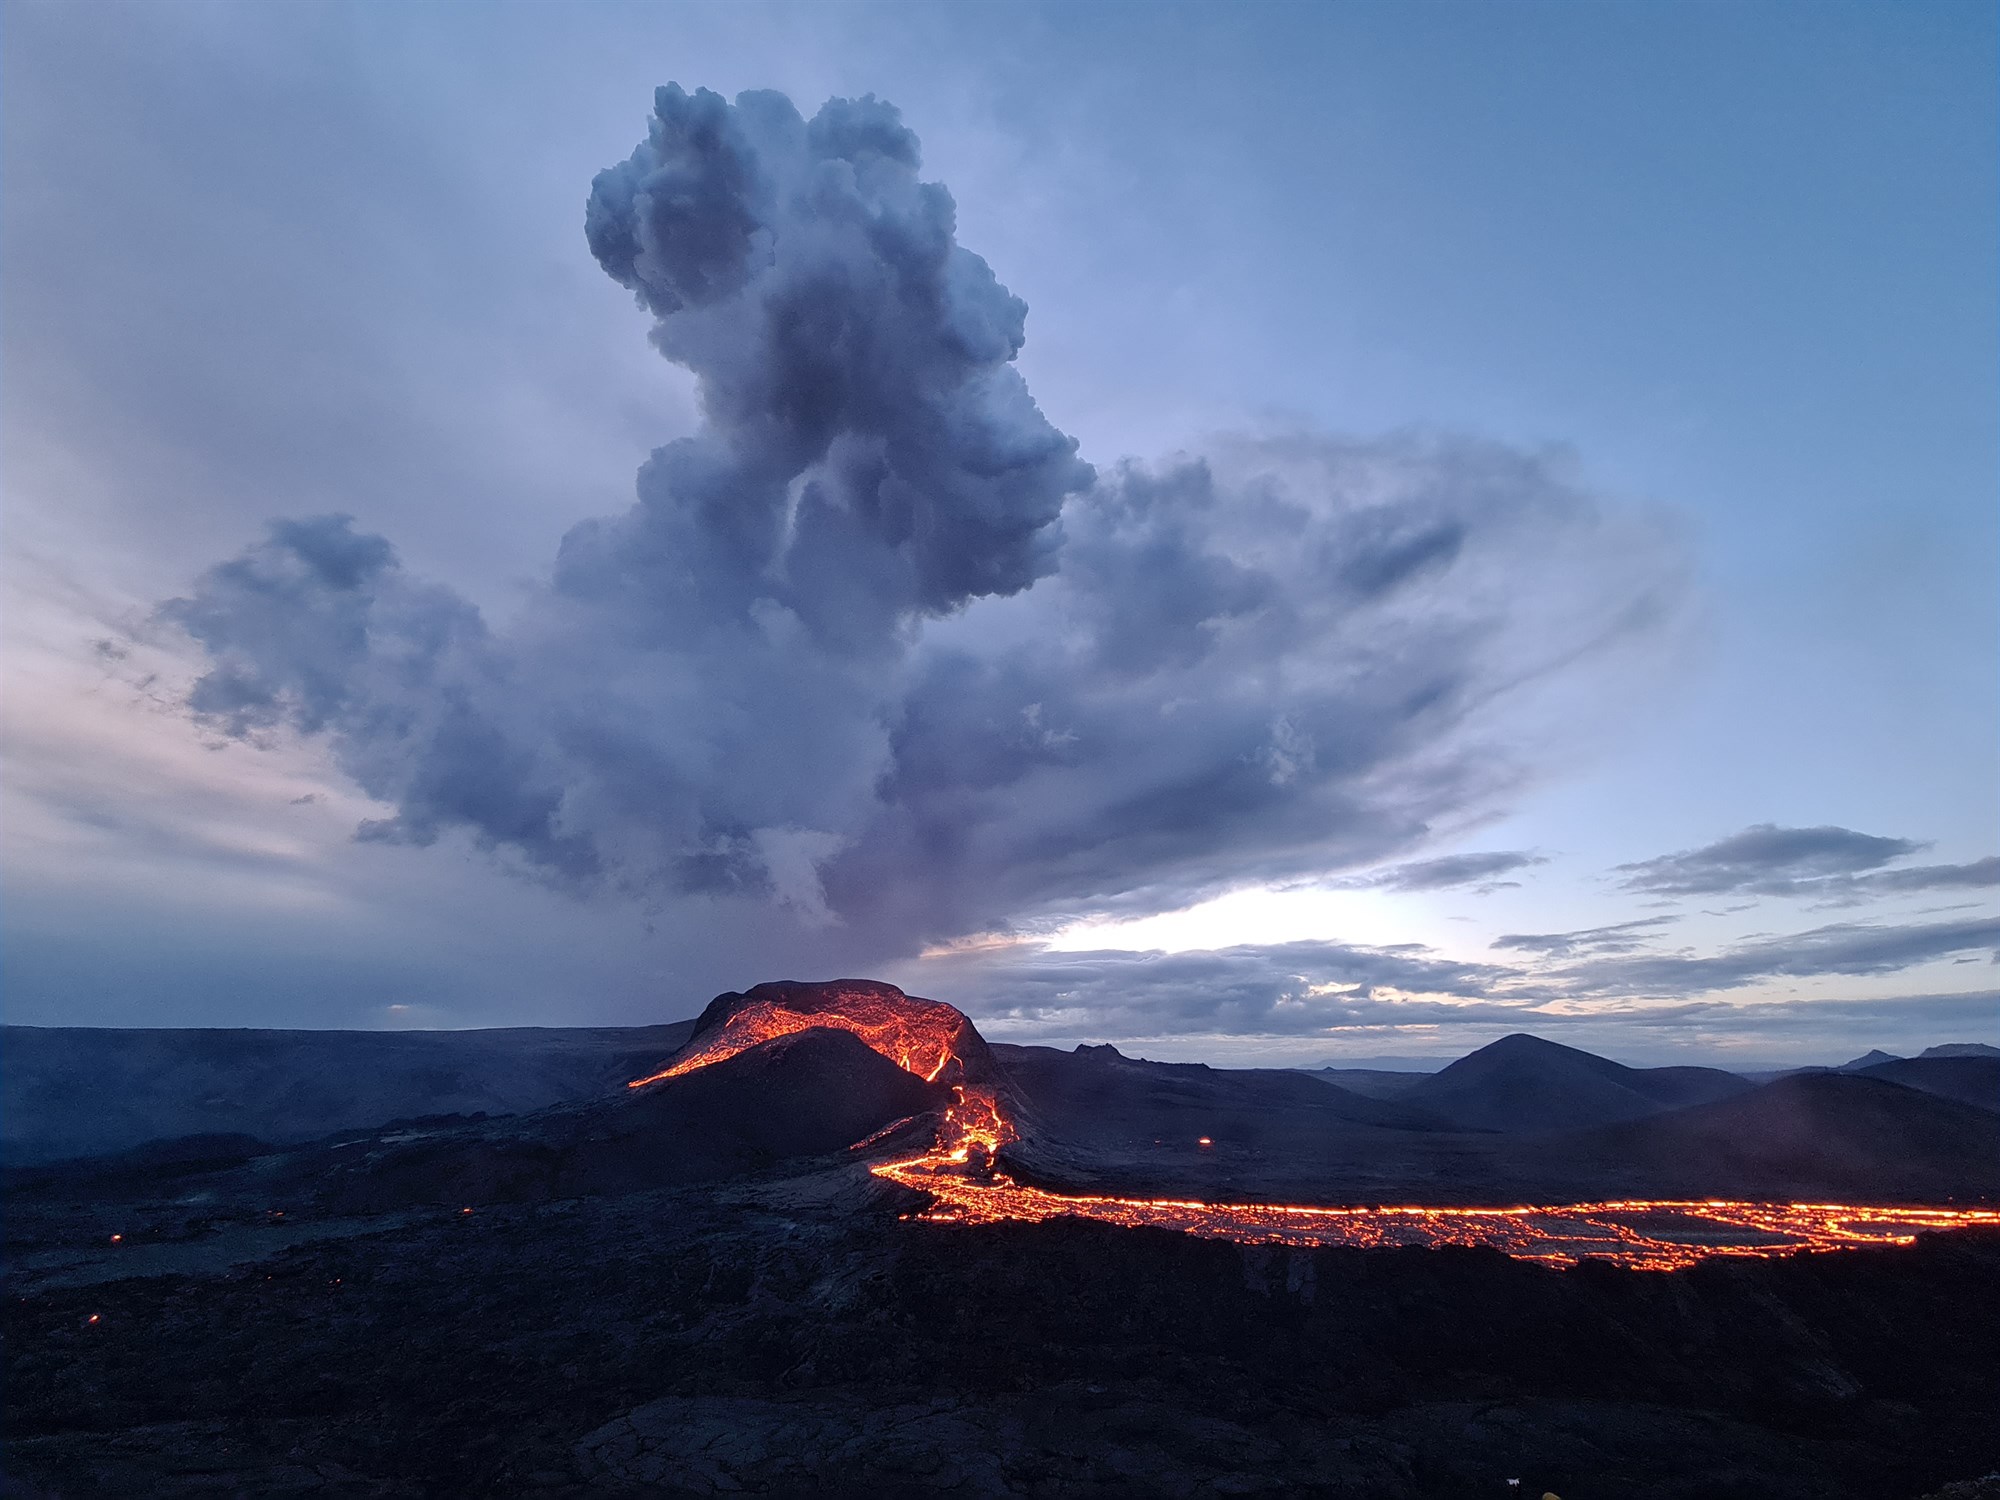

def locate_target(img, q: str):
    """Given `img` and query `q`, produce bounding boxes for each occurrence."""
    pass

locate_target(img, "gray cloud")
[918,938,1529,1039]
[160,84,1681,955]
[1849,856,2000,897]
[1615,824,1999,907]
[1616,823,1917,896]
[1555,915,2000,998]
[911,920,1998,1058]
[1338,850,1547,893]
[965,915,1998,1040]
[1492,915,1680,958]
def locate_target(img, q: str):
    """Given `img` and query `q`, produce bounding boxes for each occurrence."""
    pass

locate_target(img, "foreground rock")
[6,1171,1998,1497]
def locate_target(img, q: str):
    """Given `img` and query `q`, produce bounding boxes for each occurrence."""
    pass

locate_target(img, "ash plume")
[162,84,1681,954]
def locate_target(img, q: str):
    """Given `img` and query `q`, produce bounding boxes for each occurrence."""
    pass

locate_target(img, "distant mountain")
[1295,1067,1431,1099]
[993,1042,1449,1149]
[1403,1033,1752,1133]
[1837,1049,1902,1072]
[1564,1072,2000,1201]
[1,1021,697,1163]
[1855,1056,2000,1114]
[1920,1042,2000,1060]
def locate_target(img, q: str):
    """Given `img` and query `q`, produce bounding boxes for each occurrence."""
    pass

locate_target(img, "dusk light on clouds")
[3,0,1993,1067]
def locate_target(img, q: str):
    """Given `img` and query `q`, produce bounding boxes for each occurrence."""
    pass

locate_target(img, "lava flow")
[869,1163,1999,1272]
[634,983,1996,1271]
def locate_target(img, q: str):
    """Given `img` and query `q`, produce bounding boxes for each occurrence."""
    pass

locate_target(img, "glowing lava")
[631,981,987,1088]
[867,1162,1999,1272]
[634,984,1997,1271]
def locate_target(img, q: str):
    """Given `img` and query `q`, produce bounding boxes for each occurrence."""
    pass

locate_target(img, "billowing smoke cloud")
[163,85,1680,956]
[573,85,1092,644]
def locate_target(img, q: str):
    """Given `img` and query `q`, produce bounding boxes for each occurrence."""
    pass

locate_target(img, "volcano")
[629,979,1019,1170]
[610,980,1999,1272]
[1404,1031,1751,1132]
[630,979,1005,1092]
[12,985,2000,1498]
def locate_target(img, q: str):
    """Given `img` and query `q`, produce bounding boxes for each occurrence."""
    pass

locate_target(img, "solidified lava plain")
[7,979,2000,1498]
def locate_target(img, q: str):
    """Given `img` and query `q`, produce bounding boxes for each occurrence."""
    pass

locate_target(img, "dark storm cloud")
[1338,850,1546,893]
[162,84,1681,953]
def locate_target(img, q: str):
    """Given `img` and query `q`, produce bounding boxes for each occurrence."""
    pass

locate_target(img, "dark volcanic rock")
[2,1021,697,1163]
[1297,1066,1433,1099]
[1855,1056,2000,1114]
[1406,1033,1752,1133]
[995,1042,1443,1136]
[989,1041,1484,1204]
[5,1171,1999,1499]
[310,1028,946,1210]
[1839,1048,1903,1072]
[1921,1042,2000,1060]
[1557,1072,2000,1201]
[4,1132,277,1194]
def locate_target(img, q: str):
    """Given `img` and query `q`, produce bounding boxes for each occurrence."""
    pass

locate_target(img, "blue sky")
[3,0,1993,1066]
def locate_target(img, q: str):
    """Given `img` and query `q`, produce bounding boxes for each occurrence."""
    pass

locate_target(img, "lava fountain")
[633,982,1996,1272]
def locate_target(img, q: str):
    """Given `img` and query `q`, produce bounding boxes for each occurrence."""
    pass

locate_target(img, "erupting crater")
[632,981,1997,1272]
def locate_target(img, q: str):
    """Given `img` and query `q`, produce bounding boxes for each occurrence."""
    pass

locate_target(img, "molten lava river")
[634,995,1996,1273]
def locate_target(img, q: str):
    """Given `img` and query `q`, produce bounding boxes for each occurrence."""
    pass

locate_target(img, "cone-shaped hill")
[633,978,1005,1090]
[1549,1071,2000,1201]
[1853,1055,2000,1114]
[1405,1032,1751,1133]
[312,1026,949,1211]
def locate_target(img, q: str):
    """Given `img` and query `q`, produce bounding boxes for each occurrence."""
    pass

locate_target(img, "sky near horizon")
[3,0,1994,1067]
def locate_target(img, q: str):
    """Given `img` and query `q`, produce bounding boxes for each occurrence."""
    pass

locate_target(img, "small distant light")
[110,1234,122,1244]
[87,1314,100,1324]
[1198,1137,1213,1147]
[461,1207,474,1215]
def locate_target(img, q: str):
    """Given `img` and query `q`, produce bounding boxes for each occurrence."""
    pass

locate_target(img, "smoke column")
[165,84,1678,954]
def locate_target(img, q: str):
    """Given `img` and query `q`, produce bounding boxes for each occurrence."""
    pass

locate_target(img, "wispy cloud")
[1331,850,1547,894]
[1492,915,1679,958]
[1614,823,1998,904]
[1553,915,2000,997]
